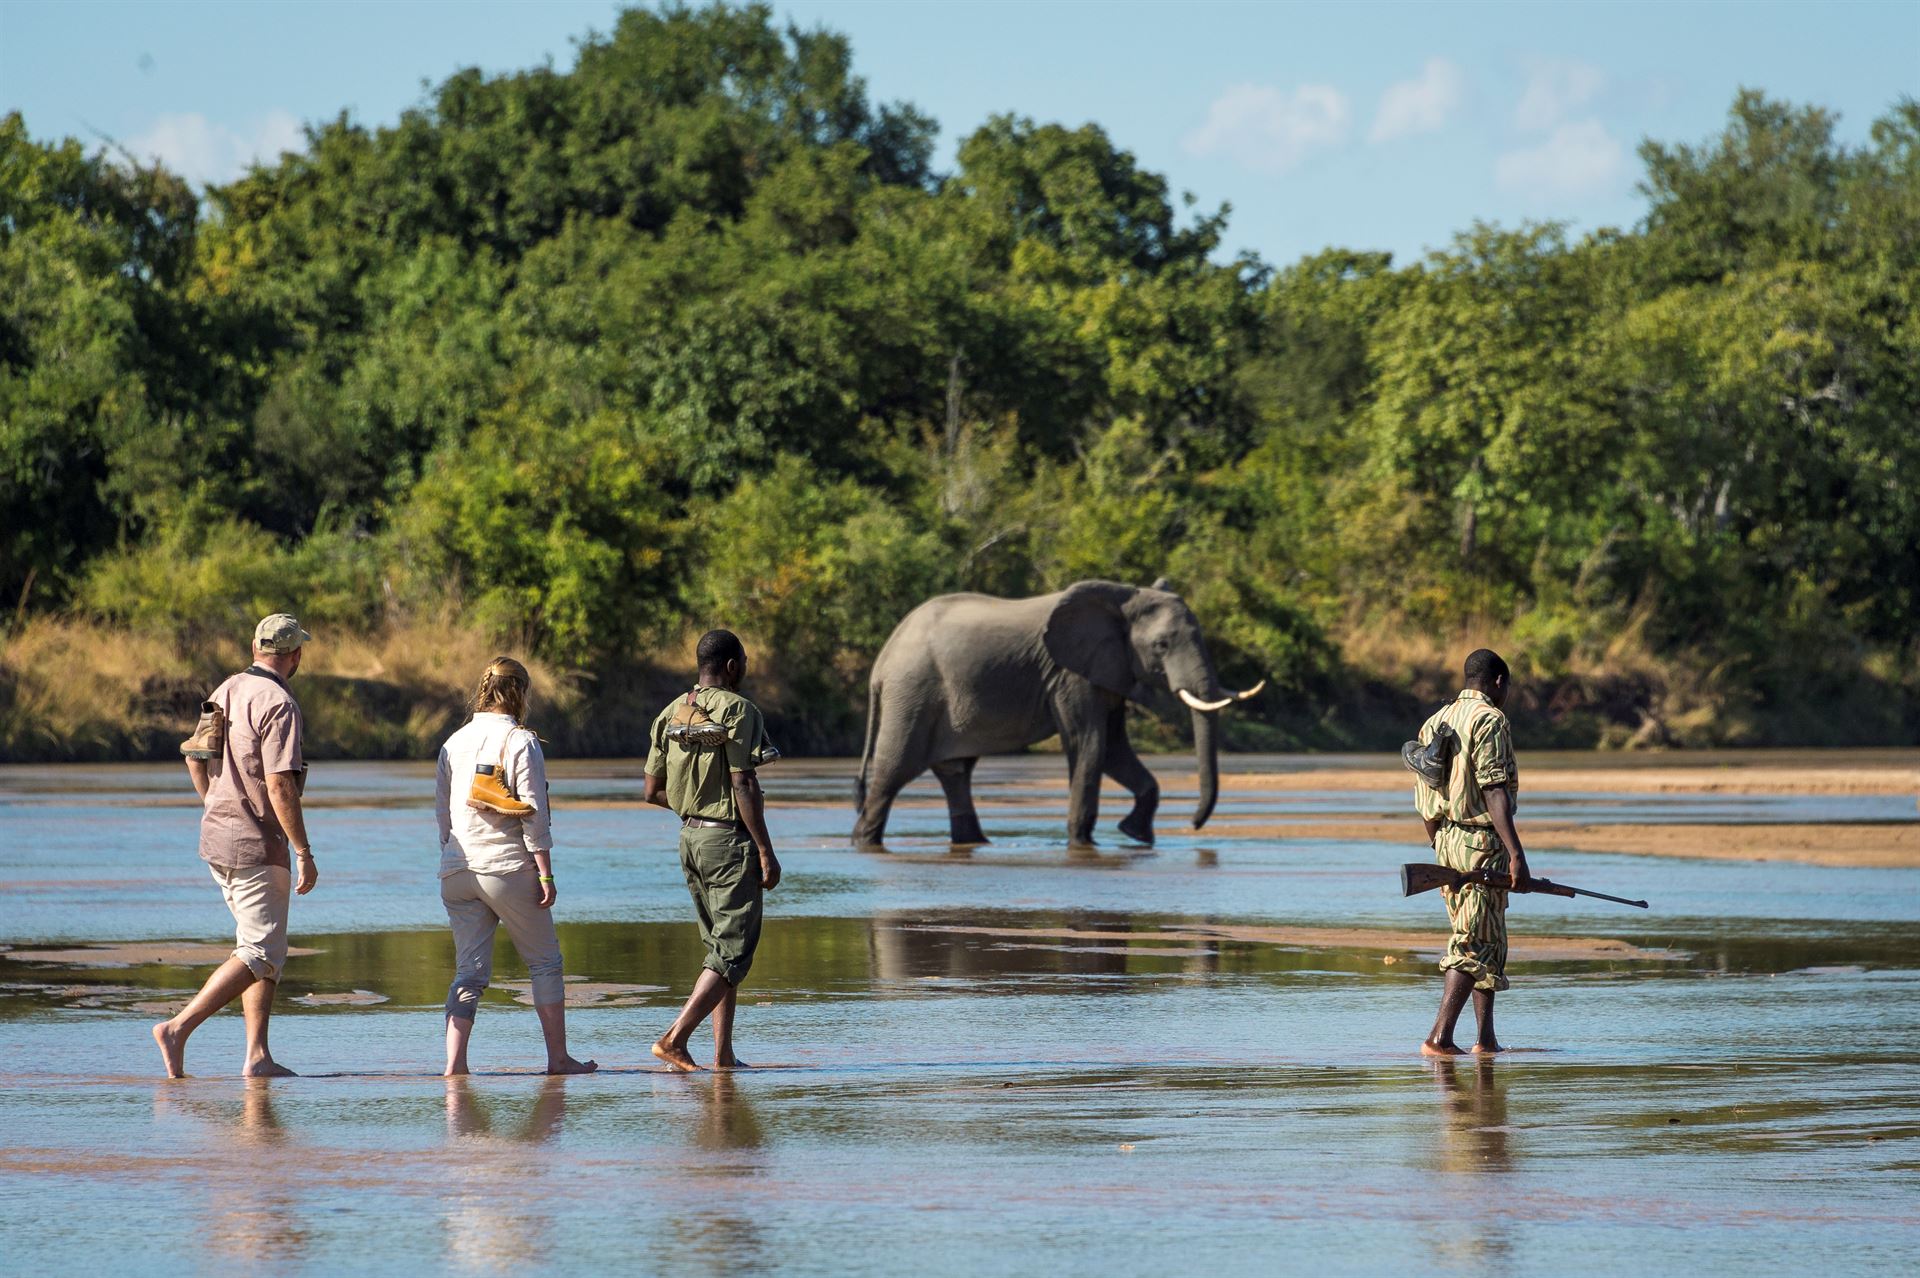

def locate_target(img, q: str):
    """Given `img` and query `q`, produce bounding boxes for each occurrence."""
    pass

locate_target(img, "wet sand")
[1207,817,1920,868]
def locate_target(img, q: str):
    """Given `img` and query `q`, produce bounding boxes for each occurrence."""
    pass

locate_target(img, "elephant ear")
[1043,582,1138,696]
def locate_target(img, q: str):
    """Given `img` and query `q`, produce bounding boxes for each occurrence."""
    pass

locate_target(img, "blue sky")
[2,0,1913,267]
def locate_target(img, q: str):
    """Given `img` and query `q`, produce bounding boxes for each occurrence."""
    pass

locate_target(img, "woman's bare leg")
[534,1001,596,1074]
[445,1013,476,1076]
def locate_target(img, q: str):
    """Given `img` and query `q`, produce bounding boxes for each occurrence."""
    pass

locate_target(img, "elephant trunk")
[1191,703,1219,830]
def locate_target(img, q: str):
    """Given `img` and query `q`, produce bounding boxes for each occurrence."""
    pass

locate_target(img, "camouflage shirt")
[644,686,770,822]
[1413,688,1518,838]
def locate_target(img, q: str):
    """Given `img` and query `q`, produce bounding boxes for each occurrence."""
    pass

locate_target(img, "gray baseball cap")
[254,613,313,653]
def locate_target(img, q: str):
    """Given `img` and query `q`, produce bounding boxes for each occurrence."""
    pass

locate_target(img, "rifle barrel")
[1547,881,1648,909]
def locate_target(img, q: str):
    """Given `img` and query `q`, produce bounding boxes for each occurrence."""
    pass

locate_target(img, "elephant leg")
[855,749,925,850]
[931,758,987,845]
[1062,730,1107,849]
[1102,710,1160,846]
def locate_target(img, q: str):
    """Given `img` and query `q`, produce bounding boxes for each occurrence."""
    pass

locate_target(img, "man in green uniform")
[644,629,782,1071]
[1413,648,1530,1057]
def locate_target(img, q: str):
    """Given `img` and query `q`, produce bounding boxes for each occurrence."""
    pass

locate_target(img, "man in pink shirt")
[153,614,320,1078]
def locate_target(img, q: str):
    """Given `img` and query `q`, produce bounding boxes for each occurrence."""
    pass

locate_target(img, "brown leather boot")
[467,764,536,816]
[180,701,226,760]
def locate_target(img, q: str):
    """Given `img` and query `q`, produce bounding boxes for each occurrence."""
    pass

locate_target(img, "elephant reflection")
[854,579,1261,848]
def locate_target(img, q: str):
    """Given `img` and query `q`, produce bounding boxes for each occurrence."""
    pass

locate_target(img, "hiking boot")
[1401,722,1458,791]
[467,764,536,817]
[180,702,226,760]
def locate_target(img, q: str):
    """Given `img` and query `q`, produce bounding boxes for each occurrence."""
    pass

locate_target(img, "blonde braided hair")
[472,656,531,724]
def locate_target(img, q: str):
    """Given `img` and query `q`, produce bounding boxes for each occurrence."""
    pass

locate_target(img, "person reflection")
[695,1070,765,1153]
[443,1075,569,1144]
[1429,1057,1515,1267]
[440,1077,569,1269]
[672,1072,770,1272]
[149,1079,308,1264]
[1432,1056,1512,1173]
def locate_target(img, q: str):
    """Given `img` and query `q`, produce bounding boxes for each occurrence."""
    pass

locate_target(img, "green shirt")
[644,686,770,821]
[1412,688,1519,830]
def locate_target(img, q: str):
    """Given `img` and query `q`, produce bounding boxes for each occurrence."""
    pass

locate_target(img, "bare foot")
[714,1054,748,1070]
[1421,1039,1466,1057]
[1471,1041,1504,1055]
[651,1037,699,1073]
[547,1056,598,1075]
[243,1057,297,1078]
[444,1062,469,1077]
[153,1021,186,1078]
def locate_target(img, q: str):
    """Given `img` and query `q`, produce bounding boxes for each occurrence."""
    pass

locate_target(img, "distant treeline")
[2,2,1916,756]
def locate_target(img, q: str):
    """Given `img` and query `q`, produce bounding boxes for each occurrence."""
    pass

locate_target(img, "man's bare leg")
[239,976,295,1077]
[152,956,256,1078]
[1421,970,1475,1057]
[652,969,731,1072]
[713,985,745,1068]
[445,1014,475,1076]
[535,1001,597,1075]
[1470,988,1503,1054]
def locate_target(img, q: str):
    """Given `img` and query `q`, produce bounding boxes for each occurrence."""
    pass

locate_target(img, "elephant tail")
[855,676,881,811]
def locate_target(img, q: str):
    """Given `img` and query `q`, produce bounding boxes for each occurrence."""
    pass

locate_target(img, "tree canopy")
[4,3,1916,749]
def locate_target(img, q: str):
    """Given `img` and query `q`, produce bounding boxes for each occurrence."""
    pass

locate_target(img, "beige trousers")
[441,866,566,1016]
[208,863,292,981]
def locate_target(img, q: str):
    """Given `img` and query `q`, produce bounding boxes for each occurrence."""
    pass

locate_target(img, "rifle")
[1400,862,1648,909]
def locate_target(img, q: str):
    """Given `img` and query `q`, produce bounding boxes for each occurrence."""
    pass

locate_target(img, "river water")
[2,754,1916,1275]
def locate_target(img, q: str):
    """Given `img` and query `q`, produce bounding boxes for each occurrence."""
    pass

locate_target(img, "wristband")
[538,874,554,883]
[296,847,315,859]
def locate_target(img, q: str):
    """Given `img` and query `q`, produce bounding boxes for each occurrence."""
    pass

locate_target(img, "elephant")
[852,579,1263,849]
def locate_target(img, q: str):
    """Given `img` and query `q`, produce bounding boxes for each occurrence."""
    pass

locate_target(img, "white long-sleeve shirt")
[435,713,553,877]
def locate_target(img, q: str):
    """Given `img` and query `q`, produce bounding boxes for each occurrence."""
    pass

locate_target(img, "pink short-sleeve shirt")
[199,667,306,870]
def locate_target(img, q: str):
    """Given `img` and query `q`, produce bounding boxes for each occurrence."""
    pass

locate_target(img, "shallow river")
[2,753,1916,1275]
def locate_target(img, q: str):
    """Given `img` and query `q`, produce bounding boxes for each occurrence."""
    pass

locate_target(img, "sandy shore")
[902,923,1684,963]
[1207,764,1920,797]
[1204,817,1920,869]
[2,942,321,968]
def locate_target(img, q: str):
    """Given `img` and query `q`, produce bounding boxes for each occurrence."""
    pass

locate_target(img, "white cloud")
[1369,57,1465,143]
[1183,83,1350,172]
[125,110,305,187]
[1514,58,1605,132]
[1494,120,1627,197]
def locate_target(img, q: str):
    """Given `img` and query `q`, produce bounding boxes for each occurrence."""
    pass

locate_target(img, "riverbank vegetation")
[3,4,1916,760]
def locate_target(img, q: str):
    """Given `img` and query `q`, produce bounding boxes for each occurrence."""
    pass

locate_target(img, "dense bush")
[2,3,1916,749]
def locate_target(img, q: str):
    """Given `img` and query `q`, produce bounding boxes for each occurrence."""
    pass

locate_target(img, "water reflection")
[694,1072,765,1153]
[440,1078,570,1271]
[444,1076,569,1144]
[151,1079,308,1264]
[1428,1058,1515,1268]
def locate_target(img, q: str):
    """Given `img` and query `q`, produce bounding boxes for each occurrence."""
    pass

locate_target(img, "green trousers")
[679,824,763,986]
[1434,824,1510,993]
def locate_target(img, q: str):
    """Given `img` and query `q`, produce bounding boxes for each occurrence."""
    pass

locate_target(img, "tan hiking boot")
[467,764,536,817]
[180,701,226,760]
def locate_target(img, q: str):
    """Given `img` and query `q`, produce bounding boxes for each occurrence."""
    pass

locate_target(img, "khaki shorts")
[679,825,762,986]
[208,863,292,981]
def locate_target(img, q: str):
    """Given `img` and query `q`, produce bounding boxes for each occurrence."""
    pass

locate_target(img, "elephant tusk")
[1234,679,1267,702]
[1178,689,1234,712]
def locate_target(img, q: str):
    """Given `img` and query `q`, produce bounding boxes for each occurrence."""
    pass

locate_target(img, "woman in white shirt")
[435,657,595,1075]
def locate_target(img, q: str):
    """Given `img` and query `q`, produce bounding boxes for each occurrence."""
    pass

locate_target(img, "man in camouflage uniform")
[1414,648,1529,1056]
